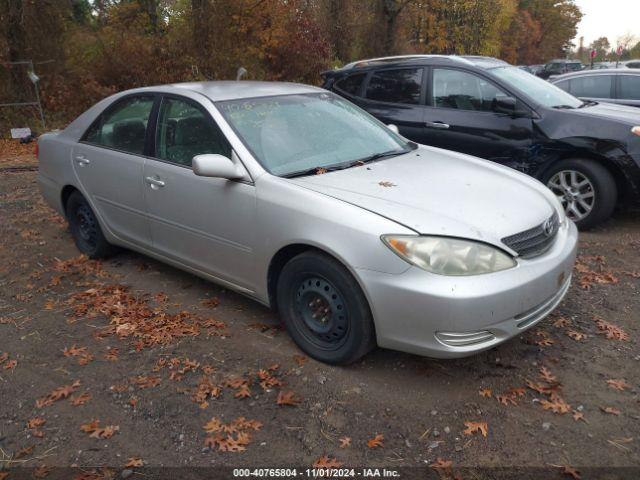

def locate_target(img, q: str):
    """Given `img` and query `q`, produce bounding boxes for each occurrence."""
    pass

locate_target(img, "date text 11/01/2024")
[232,468,401,478]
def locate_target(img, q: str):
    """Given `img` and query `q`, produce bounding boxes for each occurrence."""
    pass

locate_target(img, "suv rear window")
[365,68,423,104]
[334,73,366,96]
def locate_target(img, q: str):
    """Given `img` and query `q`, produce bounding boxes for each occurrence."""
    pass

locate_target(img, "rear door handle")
[145,176,166,189]
[425,121,450,130]
[74,155,90,166]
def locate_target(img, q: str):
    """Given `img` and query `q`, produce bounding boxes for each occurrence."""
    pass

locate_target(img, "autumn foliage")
[1,0,585,132]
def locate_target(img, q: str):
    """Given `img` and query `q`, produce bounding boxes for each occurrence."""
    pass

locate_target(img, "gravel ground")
[0,150,639,479]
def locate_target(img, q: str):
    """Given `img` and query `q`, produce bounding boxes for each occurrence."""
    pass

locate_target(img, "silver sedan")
[37,81,578,364]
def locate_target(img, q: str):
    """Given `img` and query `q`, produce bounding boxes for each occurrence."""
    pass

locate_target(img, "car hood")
[289,146,558,250]
[568,102,640,125]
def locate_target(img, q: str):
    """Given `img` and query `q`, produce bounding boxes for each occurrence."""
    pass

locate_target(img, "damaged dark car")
[322,55,640,229]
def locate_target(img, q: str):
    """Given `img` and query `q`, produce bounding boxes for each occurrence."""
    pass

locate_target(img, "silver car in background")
[37,81,578,364]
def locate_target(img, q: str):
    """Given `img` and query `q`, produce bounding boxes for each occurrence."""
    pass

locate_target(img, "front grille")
[501,212,559,258]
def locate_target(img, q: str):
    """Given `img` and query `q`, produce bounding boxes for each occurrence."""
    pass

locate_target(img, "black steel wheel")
[277,251,376,365]
[66,190,117,259]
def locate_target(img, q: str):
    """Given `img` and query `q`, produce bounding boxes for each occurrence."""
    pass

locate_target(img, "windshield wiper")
[356,146,414,164]
[282,146,414,179]
[578,100,598,108]
[552,104,575,109]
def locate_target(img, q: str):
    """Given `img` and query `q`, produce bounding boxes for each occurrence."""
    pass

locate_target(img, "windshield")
[217,92,410,176]
[490,66,582,109]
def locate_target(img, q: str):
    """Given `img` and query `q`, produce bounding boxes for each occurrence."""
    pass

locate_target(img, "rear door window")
[334,73,366,97]
[618,75,640,99]
[83,96,155,155]
[569,75,613,98]
[365,68,423,104]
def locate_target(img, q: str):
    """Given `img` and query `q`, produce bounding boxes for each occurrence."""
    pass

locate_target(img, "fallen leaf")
[202,416,261,452]
[27,417,46,429]
[367,433,384,449]
[540,395,571,414]
[124,457,144,468]
[553,317,571,328]
[70,392,92,406]
[276,391,300,406]
[34,465,52,478]
[463,421,488,437]
[378,181,396,187]
[430,458,453,472]
[201,297,220,308]
[606,379,629,391]
[572,410,586,423]
[312,456,344,468]
[104,347,119,361]
[566,330,586,341]
[80,420,119,439]
[338,436,351,448]
[3,359,17,370]
[130,375,161,389]
[293,354,307,367]
[594,317,629,341]
[478,388,492,398]
[234,384,252,399]
[600,406,621,416]
[560,465,581,480]
[539,366,557,384]
[36,380,81,408]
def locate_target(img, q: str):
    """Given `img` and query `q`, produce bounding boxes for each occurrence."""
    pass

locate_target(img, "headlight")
[632,126,640,136]
[382,235,516,276]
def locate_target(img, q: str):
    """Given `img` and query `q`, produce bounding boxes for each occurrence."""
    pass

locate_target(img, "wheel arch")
[536,152,630,203]
[61,184,80,217]
[266,243,373,315]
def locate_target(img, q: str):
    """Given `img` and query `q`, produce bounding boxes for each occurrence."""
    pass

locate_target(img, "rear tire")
[66,191,117,259]
[276,251,376,365]
[543,159,617,230]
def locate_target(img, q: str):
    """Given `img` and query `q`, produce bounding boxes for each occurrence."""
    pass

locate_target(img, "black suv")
[537,59,583,80]
[322,55,640,229]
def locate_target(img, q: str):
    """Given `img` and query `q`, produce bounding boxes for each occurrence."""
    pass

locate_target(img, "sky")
[573,0,640,48]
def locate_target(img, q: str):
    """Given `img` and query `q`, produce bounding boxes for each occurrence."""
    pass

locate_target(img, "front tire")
[276,251,376,365]
[543,159,617,230]
[66,191,117,259]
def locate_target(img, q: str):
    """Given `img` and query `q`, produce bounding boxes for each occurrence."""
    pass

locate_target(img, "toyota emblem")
[543,219,555,237]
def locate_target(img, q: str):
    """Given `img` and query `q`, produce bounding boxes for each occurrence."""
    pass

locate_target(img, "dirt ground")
[1,146,639,479]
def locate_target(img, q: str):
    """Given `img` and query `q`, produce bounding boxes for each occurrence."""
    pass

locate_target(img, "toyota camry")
[37,81,578,364]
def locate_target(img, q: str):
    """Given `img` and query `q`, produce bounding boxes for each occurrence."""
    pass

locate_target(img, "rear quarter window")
[365,68,423,104]
[334,73,366,96]
[619,75,640,99]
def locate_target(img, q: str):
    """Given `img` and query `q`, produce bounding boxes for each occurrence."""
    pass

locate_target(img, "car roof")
[332,54,509,72]
[547,59,582,64]
[551,68,640,80]
[167,81,323,101]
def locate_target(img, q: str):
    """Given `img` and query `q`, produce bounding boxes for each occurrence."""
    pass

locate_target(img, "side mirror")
[493,96,517,115]
[192,154,245,180]
[387,124,400,134]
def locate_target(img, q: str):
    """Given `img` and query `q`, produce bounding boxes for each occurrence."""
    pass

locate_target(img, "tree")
[590,36,610,61]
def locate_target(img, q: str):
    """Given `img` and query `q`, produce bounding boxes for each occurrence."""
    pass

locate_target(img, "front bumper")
[357,220,578,358]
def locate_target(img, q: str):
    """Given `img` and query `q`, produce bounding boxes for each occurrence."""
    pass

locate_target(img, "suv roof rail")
[340,54,473,70]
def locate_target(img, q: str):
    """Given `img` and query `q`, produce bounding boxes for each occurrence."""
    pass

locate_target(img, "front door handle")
[74,155,90,166]
[425,121,450,130]
[145,176,166,189]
